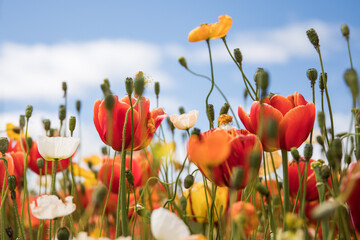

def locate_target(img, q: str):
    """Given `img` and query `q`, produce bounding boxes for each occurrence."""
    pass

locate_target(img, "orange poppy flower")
[238,92,315,151]
[231,201,259,236]
[94,95,166,151]
[188,15,232,42]
[188,127,262,189]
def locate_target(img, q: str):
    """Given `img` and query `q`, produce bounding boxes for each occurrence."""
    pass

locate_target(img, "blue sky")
[0,1,359,156]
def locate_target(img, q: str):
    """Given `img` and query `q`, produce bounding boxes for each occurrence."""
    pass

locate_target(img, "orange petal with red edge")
[269,94,294,116]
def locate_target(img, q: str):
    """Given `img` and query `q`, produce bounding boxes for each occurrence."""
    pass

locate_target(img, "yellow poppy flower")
[83,155,101,166]
[6,123,22,141]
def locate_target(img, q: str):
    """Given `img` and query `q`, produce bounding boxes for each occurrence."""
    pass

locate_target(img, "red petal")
[238,105,255,133]
[279,103,315,150]
[269,94,294,116]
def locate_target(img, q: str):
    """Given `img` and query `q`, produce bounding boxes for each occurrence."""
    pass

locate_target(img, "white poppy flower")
[37,136,80,161]
[151,208,190,240]
[169,110,198,130]
[30,195,76,219]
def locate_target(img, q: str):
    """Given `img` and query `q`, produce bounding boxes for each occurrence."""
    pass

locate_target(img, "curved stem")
[347,39,354,69]
[205,40,215,129]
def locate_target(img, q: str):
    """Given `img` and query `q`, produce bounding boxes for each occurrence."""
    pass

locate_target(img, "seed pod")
[184,175,194,189]
[0,137,9,155]
[37,158,44,169]
[290,147,300,162]
[304,144,313,161]
[341,24,350,39]
[134,71,145,97]
[69,116,76,133]
[306,28,320,48]
[57,227,70,240]
[307,68,318,84]
[25,105,33,119]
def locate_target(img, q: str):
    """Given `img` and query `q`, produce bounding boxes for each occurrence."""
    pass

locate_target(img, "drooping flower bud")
[290,147,300,162]
[8,175,16,191]
[19,115,25,129]
[76,100,81,113]
[191,128,201,137]
[306,28,320,49]
[319,73,327,91]
[0,137,9,155]
[344,69,359,97]
[341,24,350,40]
[104,94,115,111]
[234,48,243,65]
[184,175,194,189]
[178,57,188,69]
[254,68,265,87]
[69,116,76,133]
[178,106,185,115]
[37,158,44,169]
[154,81,160,97]
[25,105,33,119]
[134,71,145,97]
[125,77,134,96]
[43,119,51,132]
[219,103,230,115]
[304,144,313,161]
[255,183,269,197]
[58,105,66,122]
[57,227,70,240]
[207,104,215,123]
[307,68,318,84]
[230,167,244,189]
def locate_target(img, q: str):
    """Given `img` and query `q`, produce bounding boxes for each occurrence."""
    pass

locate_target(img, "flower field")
[0,12,360,240]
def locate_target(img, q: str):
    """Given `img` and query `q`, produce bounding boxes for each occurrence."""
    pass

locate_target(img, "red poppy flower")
[0,153,15,191]
[188,127,262,189]
[238,92,315,151]
[94,95,166,152]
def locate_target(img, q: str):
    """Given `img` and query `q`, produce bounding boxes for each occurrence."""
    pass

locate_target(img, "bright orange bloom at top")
[238,92,315,151]
[188,127,262,189]
[188,15,232,42]
[94,95,166,152]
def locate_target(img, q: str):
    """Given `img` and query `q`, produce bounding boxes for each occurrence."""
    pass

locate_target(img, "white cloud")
[172,20,344,64]
[0,39,174,101]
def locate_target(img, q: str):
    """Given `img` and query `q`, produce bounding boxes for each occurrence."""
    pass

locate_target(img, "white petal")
[30,195,76,219]
[151,208,190,240]
[169,110,198,130]
[37,136,80,160]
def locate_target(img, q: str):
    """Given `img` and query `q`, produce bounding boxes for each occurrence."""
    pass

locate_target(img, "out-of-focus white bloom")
[276,229,304,240]
[30,195,76,219]
[73,232,131,240]
[37,136,80,161]
[36,175,52,187]
[151,208,190,240]
[169,110,198,130]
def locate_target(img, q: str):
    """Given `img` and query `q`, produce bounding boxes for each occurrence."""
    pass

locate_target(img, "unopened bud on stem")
[341,24,350,40]
[306,28,320,49]
[125,77,134,96]
[25,105,33,119]
[234,48,243,65]
[178,57,188,69]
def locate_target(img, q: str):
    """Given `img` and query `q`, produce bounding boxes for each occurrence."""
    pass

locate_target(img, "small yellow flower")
[83,155,101,166]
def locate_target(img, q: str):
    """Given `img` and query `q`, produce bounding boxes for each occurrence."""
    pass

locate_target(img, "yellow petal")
[258,151,282,176]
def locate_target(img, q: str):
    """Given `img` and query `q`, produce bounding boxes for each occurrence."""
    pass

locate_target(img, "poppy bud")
[125,77,134,96]
[234,48,243,65]
[49,128,55,137]
[326,149,336,169]
[191,128,201,137]
[306,28,320,48]
[258,71,269,93]
[62,81,67,95]
[154,81,160,97]
[184,175,194,189]
[250,151,261,171]
[26,137,32,149]
[25,105,33,119]
[345,154,351,165]
[180,195,187,211]
[101,146,108,156]
[57,227,70,240]
[103,78,110,89]
[344,69,359,97]
[179,106,185,115]
[43,119,51,131]
[125,170,134,186]
[92,185,107,207]
[304,144,313,161]
[100,83,111,96]
[291,147,300,162]
[8,175,16,191]
[207,104,215,123]
[255,183,269,197]
[69,116,76,133]
[37,158,44,169]
[319,73,327,91]
[76,100,81,113]
[316,135,324,147]
[320,165,330,181]
[341,24,350,39]
[307,68,318,84]
[136,205,147,217]
[166,117,175,134]
[5,227,13,239]
[317,111,325,130]
[254,68,264,86]
[0,137,9,155]
[243,89,248,100]
[134,71,145,97]
[104,94,115,111]
[332,138,343,161]
[219,103,230,115]
[58,105,66,121]
[230,167,244,189]
[11,190,16,200]
[178,57,188,69]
